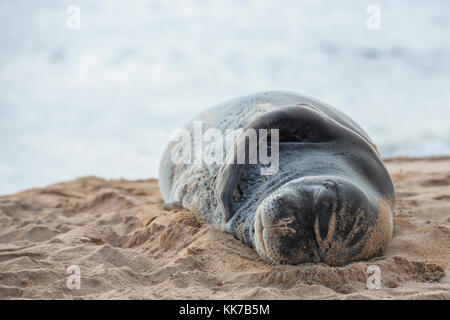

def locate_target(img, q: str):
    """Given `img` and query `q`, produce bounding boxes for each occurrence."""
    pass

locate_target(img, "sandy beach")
[0,157,448,299]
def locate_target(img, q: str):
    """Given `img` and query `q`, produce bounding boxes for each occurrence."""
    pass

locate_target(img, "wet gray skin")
[159,91,395,266]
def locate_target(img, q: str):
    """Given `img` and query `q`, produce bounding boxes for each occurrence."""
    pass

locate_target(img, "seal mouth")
[254,199,301,264]
[255,211,297,247]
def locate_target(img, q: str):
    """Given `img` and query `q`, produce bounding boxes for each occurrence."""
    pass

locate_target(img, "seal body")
[159,91,395,266]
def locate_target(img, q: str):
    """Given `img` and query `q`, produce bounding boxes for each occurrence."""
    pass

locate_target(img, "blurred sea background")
[1,0,449,195]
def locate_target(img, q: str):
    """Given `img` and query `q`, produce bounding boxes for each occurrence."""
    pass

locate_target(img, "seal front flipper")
[215,147,243,222]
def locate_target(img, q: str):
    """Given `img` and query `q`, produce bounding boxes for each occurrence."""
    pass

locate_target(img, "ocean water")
[1,0,449,195]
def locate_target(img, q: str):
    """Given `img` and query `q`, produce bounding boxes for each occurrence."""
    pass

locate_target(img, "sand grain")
[0,158,449,299]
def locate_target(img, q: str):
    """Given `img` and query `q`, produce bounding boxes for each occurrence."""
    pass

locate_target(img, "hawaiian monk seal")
[159,91,395,266]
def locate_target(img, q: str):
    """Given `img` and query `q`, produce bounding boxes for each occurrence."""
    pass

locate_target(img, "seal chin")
[253,176,384,265]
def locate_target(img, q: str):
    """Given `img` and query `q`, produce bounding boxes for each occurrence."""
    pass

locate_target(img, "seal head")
[217,104,394,266]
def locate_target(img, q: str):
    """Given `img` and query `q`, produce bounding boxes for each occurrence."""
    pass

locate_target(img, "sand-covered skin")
[0,158,449,299]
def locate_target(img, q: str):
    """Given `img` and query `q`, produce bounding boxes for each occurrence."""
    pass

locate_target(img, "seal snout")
[254,180,341,264]
[253,177,382,265]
